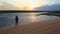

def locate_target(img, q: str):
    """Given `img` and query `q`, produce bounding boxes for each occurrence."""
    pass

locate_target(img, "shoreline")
[0,18,60,34]
[0,18,60,29]
[0,18,57,29]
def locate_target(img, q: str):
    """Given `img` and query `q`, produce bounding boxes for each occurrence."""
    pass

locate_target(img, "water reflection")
[0,13,60,28]
[29,13,37,22]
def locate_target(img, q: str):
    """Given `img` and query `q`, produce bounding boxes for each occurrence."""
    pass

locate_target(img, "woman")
[15,16,19,25]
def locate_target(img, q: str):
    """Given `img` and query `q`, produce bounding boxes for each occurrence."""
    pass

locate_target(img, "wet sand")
[0,19,60,34]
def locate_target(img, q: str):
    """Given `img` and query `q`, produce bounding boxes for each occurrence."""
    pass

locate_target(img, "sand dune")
[0,19,60,34]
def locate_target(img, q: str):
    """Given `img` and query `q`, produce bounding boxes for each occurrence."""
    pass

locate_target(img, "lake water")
[0,13,60,28]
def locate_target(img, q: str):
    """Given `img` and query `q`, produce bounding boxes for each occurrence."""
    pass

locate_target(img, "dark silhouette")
[15,16,19,26]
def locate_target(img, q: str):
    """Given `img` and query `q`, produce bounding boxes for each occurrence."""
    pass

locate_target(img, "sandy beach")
[0,18,60,34]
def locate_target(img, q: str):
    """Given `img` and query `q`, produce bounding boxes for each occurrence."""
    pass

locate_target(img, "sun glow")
[2,0,54,10]
[28,1,36,9]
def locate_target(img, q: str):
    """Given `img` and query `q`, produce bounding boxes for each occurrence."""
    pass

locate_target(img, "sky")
[44,0,60,4]
[0,0,60,10]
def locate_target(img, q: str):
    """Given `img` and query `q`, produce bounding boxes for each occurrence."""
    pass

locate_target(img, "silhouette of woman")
[15,16,19,26]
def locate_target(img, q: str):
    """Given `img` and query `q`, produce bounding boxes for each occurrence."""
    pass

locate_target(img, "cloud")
[1,0,56,10]
[0,1,19,10]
